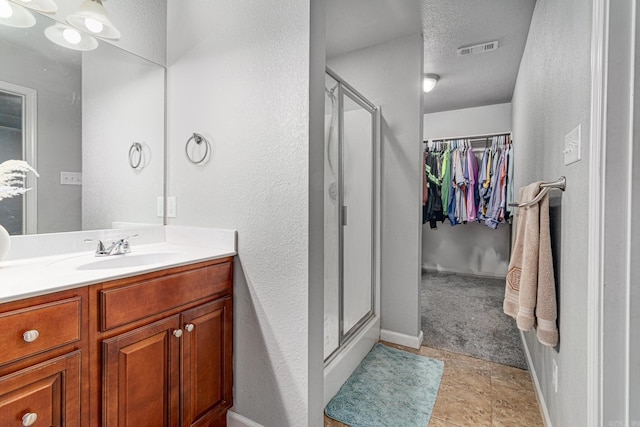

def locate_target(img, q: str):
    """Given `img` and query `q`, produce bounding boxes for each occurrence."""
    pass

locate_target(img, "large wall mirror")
[0,8,165,235]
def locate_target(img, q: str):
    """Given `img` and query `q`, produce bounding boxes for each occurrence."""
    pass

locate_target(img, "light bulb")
[0,0,13,18]
[84,17,103,34]
[63,28,82,45]
[423,75,439,93]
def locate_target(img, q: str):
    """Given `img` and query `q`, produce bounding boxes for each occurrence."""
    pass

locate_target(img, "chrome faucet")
[85,234,139,257]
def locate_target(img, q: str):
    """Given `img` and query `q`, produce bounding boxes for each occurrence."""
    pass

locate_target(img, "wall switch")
[156,197,164,217]
[60,171,82,185]
[552,359,558,393]
[167,196,176,218]
[564,124,581,165]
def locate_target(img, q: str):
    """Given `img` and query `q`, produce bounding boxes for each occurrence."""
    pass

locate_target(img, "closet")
[423,133,514,231]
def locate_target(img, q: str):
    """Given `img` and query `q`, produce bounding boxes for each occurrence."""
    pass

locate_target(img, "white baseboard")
[227,410,264,427]
[520,331,553,427]
[380,329,423,349]
[422,265,507,279]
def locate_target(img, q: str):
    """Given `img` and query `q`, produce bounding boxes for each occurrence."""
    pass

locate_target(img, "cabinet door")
[103,315,181,427]
[0,351,81,427]
[182,298,232,427]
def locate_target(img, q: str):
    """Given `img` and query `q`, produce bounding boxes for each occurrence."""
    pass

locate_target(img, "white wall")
[511,0,591,425]
[167,1,321,426]
[82,44,165,231]
[328,33,424,340]
[422,103,511,277]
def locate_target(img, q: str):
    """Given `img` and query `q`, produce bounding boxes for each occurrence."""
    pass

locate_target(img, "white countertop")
[0,226,237,304]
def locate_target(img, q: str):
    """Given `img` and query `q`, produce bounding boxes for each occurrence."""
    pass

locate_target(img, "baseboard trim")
[380,329,423,349]
[227,410,264,427]
[520,331,553,427]
[422,265,507,279]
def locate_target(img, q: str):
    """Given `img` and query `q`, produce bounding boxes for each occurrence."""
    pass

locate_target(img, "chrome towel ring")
[185,133,210,164]
[129,142,143,169]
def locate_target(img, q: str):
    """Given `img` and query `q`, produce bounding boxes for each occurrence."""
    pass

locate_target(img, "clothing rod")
[427,132,511,143]
[508,176,566,208]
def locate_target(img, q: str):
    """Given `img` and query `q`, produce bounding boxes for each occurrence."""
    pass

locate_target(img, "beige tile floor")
[324,342,544,427]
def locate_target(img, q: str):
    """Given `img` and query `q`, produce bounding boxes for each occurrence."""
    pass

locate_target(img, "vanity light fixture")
[0,0,35,28]
[45,22,98,51]
[66,0,120,40]
[9,0,57,13]
[423,74,439,93]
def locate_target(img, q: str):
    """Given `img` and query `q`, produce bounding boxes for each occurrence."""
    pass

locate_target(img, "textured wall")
[167,1,316,425]
[422,103,512,277]
[82,44,164,231]
[328,33,424,339]
[511,0,592,425]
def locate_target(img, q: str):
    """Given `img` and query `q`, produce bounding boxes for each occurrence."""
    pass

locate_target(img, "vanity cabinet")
[0,289,89,427]
[90,257,234,427]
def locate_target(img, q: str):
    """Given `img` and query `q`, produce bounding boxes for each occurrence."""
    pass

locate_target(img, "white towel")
[504,182,558,347]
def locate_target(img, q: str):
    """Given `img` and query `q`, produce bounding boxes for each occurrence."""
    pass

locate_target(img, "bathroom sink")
[75,252,180,270]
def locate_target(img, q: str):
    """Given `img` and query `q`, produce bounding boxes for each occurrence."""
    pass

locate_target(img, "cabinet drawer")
[100,261,232,331]
[0,297,81,366]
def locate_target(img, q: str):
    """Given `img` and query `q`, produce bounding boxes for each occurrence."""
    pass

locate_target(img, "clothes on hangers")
[422,135,513,230]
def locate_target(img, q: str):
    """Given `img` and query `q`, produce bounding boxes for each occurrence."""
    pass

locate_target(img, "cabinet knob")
[173,329,183,338]
[184,323,195,332]
[23,330,39,343]
[22,412,38,426]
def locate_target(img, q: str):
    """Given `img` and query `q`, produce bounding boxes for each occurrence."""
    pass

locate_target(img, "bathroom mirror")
[0,10,165,235]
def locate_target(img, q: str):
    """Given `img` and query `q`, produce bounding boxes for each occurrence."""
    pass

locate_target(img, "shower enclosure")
[323,68,380,404]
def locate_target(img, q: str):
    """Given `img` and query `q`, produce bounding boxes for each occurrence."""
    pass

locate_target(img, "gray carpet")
[421,271,527,369]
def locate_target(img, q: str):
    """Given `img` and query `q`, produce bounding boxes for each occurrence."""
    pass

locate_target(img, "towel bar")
[508,176,566,208]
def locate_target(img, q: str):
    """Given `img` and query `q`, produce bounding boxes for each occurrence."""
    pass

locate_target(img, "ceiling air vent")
[457,40,499,56]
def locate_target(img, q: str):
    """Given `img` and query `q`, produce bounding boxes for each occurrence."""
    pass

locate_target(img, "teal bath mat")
[325,343,444,427]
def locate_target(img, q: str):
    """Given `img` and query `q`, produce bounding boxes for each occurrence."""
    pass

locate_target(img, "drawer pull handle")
[173,329,183,338]
[184,323,195,332]
[22,412,38,426]
[23,330,39,343]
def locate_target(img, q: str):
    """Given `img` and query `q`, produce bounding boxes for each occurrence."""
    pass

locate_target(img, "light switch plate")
[60,171,82,185]
[564,125,581,165]
[156,197,164,217]
[167,196,176,218]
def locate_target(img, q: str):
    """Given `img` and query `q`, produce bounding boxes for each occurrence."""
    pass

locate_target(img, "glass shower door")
[341,89,374,337]
[324,70,376,362]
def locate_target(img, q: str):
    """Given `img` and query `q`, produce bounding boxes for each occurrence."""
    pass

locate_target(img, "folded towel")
[504,182,558,347]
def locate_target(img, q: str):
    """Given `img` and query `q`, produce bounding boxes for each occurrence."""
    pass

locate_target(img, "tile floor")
[324,342,544,427]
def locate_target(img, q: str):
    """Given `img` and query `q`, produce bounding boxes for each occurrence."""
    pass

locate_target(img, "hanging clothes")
[423,134,514,230]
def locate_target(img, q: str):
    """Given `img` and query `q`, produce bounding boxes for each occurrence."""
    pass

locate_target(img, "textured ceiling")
[422,0,536,113]
[325,0,536,114]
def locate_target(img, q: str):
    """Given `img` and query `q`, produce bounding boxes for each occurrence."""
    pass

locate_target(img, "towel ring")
[129,142,143,169]
[185,133,210,164]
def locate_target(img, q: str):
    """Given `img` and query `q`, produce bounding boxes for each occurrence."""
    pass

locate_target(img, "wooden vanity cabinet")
[90,257,234,427]
[0,288,89,427]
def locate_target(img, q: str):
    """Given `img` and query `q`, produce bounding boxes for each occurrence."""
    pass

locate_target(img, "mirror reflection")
[0,9,164,235]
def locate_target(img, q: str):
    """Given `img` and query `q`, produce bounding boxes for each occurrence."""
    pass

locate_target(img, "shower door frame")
[324,67,380,367]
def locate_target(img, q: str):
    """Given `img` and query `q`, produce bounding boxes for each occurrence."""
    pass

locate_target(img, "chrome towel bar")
[508,176,566,208]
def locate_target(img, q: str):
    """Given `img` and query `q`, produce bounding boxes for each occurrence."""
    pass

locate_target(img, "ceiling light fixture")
[0,0,35,27]
[423,74,439,93]
[66,0,120,40]
[9,0,57,13]
[45,23,99,51]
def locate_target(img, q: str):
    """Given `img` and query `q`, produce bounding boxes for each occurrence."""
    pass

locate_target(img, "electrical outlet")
[552,359,558,393]
[60,171,82,185]
[156,197,164,217]
[167,196,176,218]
